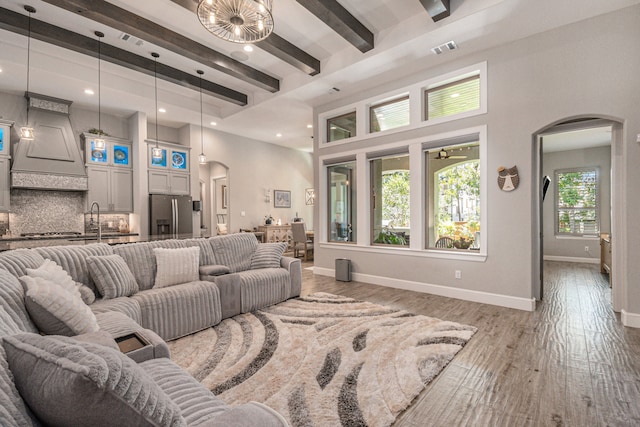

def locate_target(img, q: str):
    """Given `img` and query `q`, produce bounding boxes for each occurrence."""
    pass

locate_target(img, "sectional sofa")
[0,233,300,426]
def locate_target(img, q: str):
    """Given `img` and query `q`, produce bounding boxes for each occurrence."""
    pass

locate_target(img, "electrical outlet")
[455,270,462,279]
[584,246,589,252]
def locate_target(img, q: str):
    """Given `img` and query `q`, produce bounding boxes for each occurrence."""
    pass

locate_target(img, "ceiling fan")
[435,149,467,160]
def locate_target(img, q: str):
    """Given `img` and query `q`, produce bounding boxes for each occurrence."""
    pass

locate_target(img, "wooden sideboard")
[258,225,292,249]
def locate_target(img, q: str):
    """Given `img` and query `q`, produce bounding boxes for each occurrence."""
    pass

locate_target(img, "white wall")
[312,5,640,314]
[543,146,611,261]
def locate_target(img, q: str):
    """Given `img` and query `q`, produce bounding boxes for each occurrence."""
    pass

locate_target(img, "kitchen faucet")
[89,201,101,243]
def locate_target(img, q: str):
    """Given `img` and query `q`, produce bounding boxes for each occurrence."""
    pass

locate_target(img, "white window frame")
[318,62,487,149]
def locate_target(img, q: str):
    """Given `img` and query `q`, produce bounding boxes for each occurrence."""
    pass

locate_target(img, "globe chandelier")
[197,0,274,44]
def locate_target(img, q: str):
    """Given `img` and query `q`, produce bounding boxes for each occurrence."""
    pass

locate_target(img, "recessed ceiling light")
[450,93,460,98]
[84,89,94,95]
[307,124,313,128]
[210,121,217,126]
[0,68,3,73]
[158,108,166,113]
[276,133,282,137]
[244,45,254,52]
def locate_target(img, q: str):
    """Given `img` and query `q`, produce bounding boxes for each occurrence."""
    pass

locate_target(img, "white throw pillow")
[20,275,99,336]
[26,259,81,299]
[153,246,200,288]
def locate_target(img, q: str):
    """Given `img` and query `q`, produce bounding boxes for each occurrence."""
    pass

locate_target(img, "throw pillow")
[25,258,96,305]
[250,242,287,269]
[26,258,81,300]
[86,254,139,299]
[20,275,99,336]
[153,246,200,288]
[2,333,186,427]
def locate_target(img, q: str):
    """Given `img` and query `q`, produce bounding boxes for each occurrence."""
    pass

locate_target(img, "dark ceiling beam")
[418,0,451,22]
[0,7,247,106]
[295,0,374,53]
[39,0,279,92]
[170,0,321,76]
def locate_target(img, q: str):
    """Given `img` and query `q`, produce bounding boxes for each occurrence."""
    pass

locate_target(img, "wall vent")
[431,40,457,55]
[119,32,144,47]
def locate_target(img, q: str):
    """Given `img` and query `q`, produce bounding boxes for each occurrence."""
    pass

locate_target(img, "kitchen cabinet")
[83,133,133,213]
[0,120,14,212]
[147,141,190,195]
[87,166,133,212]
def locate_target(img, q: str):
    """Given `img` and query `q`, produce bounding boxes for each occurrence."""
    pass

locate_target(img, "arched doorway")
[533,116,624,312]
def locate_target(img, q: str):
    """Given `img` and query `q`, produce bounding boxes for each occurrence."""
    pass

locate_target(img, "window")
[370,96,410,133]
[370,154,410,246]
[425,75,480,121]
[327,111,356,142]
[327,161,357,242]
[555,168,599,236]
[427,142,480,250]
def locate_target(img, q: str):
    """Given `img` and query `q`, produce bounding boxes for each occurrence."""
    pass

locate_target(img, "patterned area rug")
[169,293,477,427]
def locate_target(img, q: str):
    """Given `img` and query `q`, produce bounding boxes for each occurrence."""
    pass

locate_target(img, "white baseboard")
[543,255,599,264]
[313,267,536,312]
[622,310,640,328]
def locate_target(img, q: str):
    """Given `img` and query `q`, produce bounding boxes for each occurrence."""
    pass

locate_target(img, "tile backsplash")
[9,189,85,236]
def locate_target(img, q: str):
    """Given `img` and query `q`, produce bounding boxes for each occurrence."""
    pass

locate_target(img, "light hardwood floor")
[300,261,640,426]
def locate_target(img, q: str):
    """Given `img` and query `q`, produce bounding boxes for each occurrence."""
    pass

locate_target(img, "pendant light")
[151,52,163,160]
[20,5,36,141]
[197,69,207,164]
[93,31,106,150]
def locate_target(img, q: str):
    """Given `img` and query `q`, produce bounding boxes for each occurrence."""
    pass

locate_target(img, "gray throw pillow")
[2,333,186,427]
[20,275,99,336]
[87,255,139,299]
[153,247,200,288]
[250,242,287,269]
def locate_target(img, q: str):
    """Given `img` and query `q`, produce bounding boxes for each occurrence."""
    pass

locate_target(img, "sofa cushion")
[0,249,45,279]
[140,357,229,425]
[2,333,186,427]
[236,268,291,313]
[21,275,99,336]
[0,270,38,335]
[209,233,259,273]
[87,254,139,299]
[250,242,287,270]
[0,344,38,427]
[90,296,142,324]
[184,238,217,266]
[132,281,222,341]
[35,243,114,294]
[25,259,96,305]
[153,247,200,288]
[113,240,187,291]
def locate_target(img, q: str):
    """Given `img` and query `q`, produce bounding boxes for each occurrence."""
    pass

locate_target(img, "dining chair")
[291,222,313,261]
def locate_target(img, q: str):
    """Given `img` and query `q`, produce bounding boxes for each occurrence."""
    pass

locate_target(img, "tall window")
[555,168,599,236]
[371,154,410,246]
[427,142,480,249]
[425,75,480,121]
[327,161,357,242]
[327,111,356,142]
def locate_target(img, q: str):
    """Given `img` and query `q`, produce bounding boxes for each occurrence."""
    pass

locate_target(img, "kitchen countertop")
[0,233,199,252]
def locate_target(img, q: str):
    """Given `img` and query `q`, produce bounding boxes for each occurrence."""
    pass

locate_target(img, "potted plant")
[264,215,274,225]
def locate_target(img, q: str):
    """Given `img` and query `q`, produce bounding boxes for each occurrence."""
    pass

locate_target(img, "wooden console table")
[258,225,292,249]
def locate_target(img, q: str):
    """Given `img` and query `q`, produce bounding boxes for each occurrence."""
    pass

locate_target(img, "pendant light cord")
[26,8,32,124]
[154,54,159,147]
[199,72,204,154]
[98,35,101,132]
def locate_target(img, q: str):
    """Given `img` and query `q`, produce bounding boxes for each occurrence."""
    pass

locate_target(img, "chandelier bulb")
[258,19,264,31]
[209,12,215,24]
[234,25,241,36]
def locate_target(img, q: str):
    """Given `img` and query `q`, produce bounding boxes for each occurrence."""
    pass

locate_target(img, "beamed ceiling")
[0,0,637,151]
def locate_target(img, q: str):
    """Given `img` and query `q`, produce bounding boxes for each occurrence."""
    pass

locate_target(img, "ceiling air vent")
[119,32,144,47]
[431,40,457,55]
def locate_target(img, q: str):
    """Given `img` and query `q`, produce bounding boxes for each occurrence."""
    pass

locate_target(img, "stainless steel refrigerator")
[149,194,193,237]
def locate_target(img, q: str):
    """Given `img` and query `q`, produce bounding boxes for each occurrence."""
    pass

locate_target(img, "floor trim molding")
[622,309,640,328]
[544,255,599,264]
[313,267,536,311]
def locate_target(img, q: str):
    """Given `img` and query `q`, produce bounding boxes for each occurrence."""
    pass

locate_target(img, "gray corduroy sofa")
[0,233,299,426]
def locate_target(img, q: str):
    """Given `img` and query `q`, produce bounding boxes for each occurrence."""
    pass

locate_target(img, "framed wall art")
[274,190,291,208]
